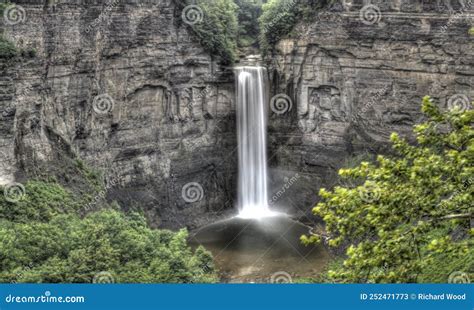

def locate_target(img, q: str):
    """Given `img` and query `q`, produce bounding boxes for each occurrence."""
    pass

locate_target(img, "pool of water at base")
[189,215,331,283]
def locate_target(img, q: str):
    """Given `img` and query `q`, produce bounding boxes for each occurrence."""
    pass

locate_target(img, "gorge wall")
[265,0,473,220]
[1,0,473,228]
[0,0,237,228]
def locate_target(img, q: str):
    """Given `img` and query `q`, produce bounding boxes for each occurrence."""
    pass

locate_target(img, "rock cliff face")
[0,0,237,228]
[265,0,473,219]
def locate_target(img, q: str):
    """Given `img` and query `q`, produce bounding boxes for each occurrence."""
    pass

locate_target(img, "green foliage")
[303,97,473,283]
[0,181,79,223]
[469,27,474,36]
[258,0,337,53]
[0,36,18,59]
[0,178,217,283]
[182,0,238,64]
[74,159,102,190]
[0,210,218,283]
[0,2,17,59]
[417,227,473,283]
[0,161,106,222]
[177,0,331,58]
[234,0,263,48]
[0,1,11,16]
[20,47,36,58]
[36,155,105,199]
[259,0,300,53]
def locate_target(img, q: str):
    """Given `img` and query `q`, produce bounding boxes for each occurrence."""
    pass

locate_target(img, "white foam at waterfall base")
[235,66,280,220]
[237,205,281,220]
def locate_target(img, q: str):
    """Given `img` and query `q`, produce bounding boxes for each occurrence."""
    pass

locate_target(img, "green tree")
[0,179,217,283]
[180,0,239,64]
[258,0,332,53]
[303,97,473,283]
[0,36,17,59]
[0,210,217,283]
[0,181,80,223]
[259,0,300,53]
[234,0,263,48]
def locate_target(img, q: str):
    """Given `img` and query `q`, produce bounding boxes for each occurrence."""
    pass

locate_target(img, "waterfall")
[235,66,276,219]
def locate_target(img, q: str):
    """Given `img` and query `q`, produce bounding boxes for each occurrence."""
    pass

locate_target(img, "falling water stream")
[190,66,330,283]
[235,66,276,219]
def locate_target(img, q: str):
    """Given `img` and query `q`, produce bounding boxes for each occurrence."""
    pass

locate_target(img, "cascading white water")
[235,66,276,219]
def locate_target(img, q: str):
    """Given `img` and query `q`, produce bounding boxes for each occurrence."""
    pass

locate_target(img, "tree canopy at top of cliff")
[177,0,331,63]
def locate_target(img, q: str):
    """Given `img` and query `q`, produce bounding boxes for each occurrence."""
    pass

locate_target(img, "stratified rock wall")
[266,0,473,219]
[0,0,237,228]
[1,0,472,227]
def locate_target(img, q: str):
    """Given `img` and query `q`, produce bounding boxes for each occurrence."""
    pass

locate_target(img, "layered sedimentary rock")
[1,0,472,228]
[266,0,473,219]
[0,0,236,228]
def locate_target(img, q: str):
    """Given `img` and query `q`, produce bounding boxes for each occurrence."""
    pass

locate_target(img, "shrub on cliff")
[258,0,332,53]
[0,181,80,223]
[259,0,300,53]
[0,159,106,223]
[0,36,17,59]
[234,0,263,48]
[0,209,217,283]
[180,0,238,64]
[303,96,473,283]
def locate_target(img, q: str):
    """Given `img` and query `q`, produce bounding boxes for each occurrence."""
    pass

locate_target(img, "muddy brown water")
[189,216,331,283]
